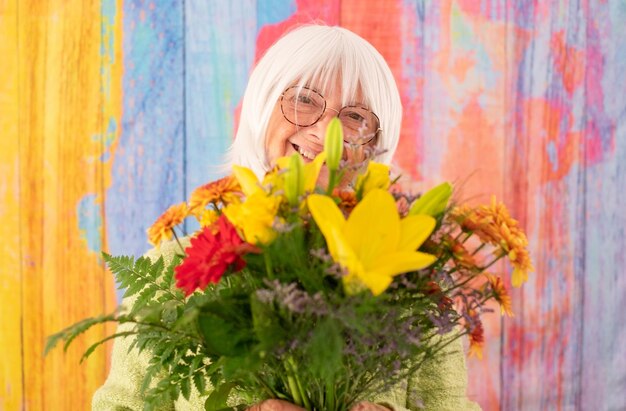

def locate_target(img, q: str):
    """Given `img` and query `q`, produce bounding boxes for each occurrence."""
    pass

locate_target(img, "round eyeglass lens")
[281,87,326,127]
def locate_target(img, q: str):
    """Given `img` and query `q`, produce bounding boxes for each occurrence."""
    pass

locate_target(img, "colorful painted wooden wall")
[1,1,624,410]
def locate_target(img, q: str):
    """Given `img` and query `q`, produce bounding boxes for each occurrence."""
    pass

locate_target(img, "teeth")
[297,146,316,160]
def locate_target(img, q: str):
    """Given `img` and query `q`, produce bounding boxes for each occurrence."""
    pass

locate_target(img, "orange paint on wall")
[341,0,422,179]
[551,31,585,95]
[5,1,123,409]
[0,1,23,410]
[523,98,581,184]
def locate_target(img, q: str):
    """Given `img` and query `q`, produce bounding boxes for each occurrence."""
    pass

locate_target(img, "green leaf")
[44,313,117,356]
[193,371,207,395]
[181,376,192,401]
[80,331,136,362]
[204,382,237,411]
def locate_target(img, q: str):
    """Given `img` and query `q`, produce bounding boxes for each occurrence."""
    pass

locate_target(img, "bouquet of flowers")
[47,118,533,411]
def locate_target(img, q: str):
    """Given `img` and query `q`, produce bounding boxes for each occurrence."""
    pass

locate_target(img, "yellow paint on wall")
[0,1,23,410]
[0,1,124,409]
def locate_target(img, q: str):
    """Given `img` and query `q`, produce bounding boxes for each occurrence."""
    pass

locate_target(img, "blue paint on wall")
[106,0,185,302]
[77,194,103,255]
[256,0,296,30]
[184,1,257,236]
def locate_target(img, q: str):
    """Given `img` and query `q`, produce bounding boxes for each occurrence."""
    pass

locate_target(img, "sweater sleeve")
[369,334,481,411]
[92,239,197,411]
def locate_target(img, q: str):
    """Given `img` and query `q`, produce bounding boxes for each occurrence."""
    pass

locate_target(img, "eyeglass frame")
[279,85,382,146]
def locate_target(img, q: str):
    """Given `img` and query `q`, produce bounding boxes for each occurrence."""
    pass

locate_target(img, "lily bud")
[283,153,305,206]
[409,182,453,217]
[324,117,344,172]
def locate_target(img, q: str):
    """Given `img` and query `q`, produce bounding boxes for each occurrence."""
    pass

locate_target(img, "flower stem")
[325,378,336,411]
[326,169,338,196]
[264,253,274,280]
[287,357,311,410]
[286,374,303,407]
[172,229,185,255]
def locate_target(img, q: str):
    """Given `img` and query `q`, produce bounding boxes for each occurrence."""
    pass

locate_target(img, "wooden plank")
[0,1,23,410]
[254,0,341,62]
[501,2,590,409]
[17,1,115,409]
[184,0,257,197]
[579,1,626,410]
[342,0,507,408]
[105,0,185,274]
[341,0,424,182]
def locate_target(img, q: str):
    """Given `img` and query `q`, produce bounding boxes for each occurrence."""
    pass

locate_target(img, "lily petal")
[304,152,327,192]
[369,251,437,278]
[357,270,393,296]
[307,194,347,258]
[232,165,261,196]
[345,189,399,266]
[398,214,436,251]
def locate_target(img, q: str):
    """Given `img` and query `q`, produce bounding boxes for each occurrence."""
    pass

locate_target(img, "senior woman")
[93,25,481,411]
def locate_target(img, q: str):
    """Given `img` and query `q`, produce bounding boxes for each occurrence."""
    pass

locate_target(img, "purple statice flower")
[272,218,298,233]
[255,289,275,304]
[310,248,332,262]
[427,311,455,335]
[260,279,327,315]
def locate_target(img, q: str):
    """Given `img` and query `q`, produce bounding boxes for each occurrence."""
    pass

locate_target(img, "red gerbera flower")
[175,215,259,295]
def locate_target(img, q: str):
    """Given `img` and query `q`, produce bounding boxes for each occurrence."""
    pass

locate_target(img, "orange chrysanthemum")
[466,310,485,359]
[485,273,514,317]
[189,175,242,214]
[445,235,479,270]
[452,197,534,287]
[147,202,189,246]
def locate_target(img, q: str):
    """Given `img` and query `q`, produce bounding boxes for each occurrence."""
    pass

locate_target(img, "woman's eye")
[347,111,365,122]
[296,95,315,105]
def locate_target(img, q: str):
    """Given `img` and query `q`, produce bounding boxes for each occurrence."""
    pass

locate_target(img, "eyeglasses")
[280,86,381,146]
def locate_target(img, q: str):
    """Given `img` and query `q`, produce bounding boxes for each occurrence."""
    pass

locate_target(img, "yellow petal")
[356,162,390,197]
[398,214,436,251]
[307,194,347,259]
[345,189,399,266]
[511,268,528,287]
[304,152,327,192]
[357,270,393,296]
[369,251,437,278]
[232,165,261,196]
[275,156,291,170]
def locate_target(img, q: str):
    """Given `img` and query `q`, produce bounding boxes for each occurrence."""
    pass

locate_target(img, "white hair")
[227,24,402,178]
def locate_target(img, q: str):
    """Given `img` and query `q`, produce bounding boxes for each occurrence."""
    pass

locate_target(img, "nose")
[307,106,340,141]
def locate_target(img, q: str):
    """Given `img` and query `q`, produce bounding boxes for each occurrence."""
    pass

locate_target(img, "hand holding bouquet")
[47,119,533,411]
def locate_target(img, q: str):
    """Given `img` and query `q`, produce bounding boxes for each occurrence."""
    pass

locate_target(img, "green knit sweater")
[92,239,481,411]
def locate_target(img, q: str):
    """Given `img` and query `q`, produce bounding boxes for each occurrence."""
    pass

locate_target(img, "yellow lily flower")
[223,191,281,245]
[307,189,437,296]
[355,162,391,199]
[232,165,263,196]
[225,165,283,245]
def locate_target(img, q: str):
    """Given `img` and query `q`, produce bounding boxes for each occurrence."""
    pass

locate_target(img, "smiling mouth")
[291,143,318,161]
